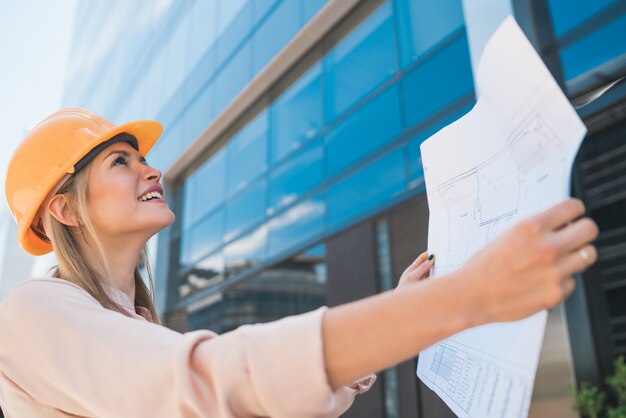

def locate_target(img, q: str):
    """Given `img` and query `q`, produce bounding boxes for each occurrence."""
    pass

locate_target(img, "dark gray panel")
[419,382,457,418]
[388,193,456,417]
[396,359,420,418]
[326,220,385,418]
[326,221,379,305]
[389,193,430,285]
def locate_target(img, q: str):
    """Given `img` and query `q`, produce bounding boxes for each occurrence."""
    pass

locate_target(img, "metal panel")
[388,193,456,418]
[326,220,386,418]
[571,115,626,383]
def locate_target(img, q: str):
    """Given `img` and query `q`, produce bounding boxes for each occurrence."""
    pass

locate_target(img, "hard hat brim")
[20,119,163,256]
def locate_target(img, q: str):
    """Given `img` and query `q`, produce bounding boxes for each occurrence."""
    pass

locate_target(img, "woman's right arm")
[322,198,598,389]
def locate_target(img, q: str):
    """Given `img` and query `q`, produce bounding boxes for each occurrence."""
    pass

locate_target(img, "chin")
[140,209,176,235]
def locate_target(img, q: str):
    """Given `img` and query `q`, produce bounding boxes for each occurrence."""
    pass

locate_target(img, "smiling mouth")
[138,191,163,202]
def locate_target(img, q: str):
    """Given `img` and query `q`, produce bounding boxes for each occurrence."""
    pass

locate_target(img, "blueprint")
[416,17,587,418]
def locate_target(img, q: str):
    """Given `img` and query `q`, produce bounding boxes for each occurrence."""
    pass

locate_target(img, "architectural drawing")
[416,17,587,418]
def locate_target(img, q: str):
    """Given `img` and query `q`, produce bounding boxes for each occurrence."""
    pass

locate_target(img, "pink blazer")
[0,278,375,417]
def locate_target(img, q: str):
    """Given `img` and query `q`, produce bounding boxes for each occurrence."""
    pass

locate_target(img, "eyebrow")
[104,150,130,161]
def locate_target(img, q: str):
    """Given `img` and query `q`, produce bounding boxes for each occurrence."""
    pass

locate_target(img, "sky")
[0,0,78,210]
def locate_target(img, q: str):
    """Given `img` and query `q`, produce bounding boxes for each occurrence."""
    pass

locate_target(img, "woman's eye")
[113,156,127,166]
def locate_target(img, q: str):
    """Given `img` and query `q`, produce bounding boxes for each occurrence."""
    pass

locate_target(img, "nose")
[143,164,162,183]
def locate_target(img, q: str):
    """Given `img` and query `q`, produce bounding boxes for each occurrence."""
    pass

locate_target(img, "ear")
[47,194,80,227]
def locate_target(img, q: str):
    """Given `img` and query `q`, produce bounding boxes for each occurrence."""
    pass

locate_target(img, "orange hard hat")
[4,108,163,256]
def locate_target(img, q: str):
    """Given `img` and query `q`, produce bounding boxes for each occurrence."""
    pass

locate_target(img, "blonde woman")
[0,109,598,417]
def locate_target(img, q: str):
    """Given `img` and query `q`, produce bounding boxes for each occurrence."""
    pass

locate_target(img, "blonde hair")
[43,165,160,324]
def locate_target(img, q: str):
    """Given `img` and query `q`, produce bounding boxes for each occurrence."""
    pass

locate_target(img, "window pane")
[188,0,218,70]
[149,121,185,172]
[254,0,280,24]
[179,251,225,300]
[226,110,269,196]
[327,148,406,229]
[217,0,248,34]
[252,0,301,74]
[394,0,464,68]
[224,224,268,275]
[402,34,473,128]
[181,207,225,264]
[182,82,216,143]
[303,0,328,22]
[548,0,616,37]
[268,195,325,258]
[269,140,324,213]
[187,245,326,333]
[270,63,323,164]
[560,13,626,81]
[324,2,397,121]
[225,179,267,242]
[325,84,402,177]
[215,42,252,112]
[183,148,227,229]
[216,0,253,65]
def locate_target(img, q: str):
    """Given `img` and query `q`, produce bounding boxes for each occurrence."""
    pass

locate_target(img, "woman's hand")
[456,198,599,326]
[322,198,598,389]
[397,251,435,288]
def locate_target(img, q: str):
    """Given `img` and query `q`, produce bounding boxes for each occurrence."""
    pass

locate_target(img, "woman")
[0,108,598,417]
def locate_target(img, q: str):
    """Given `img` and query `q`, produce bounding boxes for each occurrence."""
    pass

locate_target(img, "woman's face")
[85,141,175,241]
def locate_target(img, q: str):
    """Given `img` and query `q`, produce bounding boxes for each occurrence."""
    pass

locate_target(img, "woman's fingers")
[561,277,576,299]
[402,251,429,276]
[398,252,434,287]
[556,244,597,277]
[550,217,599,255]
[533,198,586,230]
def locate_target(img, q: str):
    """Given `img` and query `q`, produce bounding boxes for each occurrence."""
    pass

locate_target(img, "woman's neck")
[81,236,145,303]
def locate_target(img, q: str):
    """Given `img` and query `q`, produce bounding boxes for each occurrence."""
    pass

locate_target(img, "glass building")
[61,1,626,417]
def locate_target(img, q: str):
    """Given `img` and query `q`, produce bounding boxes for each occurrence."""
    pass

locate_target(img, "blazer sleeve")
[0,279,373,418]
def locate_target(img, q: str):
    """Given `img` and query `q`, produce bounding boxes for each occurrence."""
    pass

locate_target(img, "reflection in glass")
[268,195,325,258]
[269,140,324,213]
[324,2,397,121]
[187,245,327,333]
[225,179,267,242]
[181,207,225,265]
[179,252,225,300]
[325,84,402,177]
[394,0,464,68]
[183,148,226,229]
[269,63,323,164]
[224,224,268,276]
[327,148,406,229]
[226,111,269,197]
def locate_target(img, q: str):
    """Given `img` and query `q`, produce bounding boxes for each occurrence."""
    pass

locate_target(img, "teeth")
[139,191,163,201]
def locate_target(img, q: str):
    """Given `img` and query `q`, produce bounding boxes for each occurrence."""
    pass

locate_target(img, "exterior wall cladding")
[62,0,626,417]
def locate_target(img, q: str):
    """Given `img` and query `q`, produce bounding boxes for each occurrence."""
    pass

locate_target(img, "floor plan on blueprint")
[416,17,587,418]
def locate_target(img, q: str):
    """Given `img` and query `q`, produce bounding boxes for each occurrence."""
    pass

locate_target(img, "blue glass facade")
[546,0,626,91]
[175,0,474,301]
